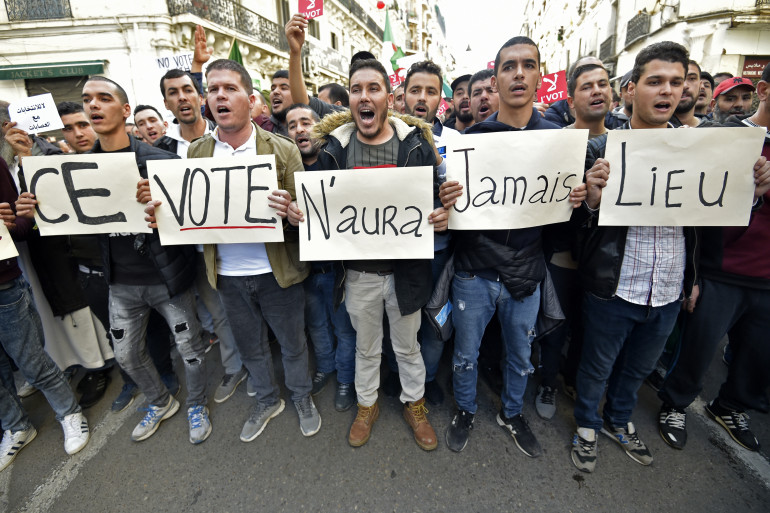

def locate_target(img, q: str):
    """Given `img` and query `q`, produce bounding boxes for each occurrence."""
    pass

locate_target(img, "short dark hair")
[85,76,129,105]
[688,60,701,75]
[630,41,689,84]
[713,72,734,81]
[568,64,608,97]
[272,69,289,81]
[205,59,253,94]
[57,101,84,117]
[700,71,715,91]
[494,36,540,75]
[318,83,349,107]
[404,60,443,92]
[134,104,163,119]
[349,58,391,94]
[761,63,770,83]
[160,69,202,98]
[468,69,495,95]
[285,103,320,122]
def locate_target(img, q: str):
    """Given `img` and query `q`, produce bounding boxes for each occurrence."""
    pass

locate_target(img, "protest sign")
[487,60,495,70]
[0,223,18,260]
[153,52,194,75]
[147,155,284,245]
[300,0,323,19]
[598,127,765,226]
[22,154,151,236]
[295,167,434,261]
[9,93,64,134]
[389,73,402,89]
[537,70,568,103]
[445,130,587,230]
[437,98,450,117]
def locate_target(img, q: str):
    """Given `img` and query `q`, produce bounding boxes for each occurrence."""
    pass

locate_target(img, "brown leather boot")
[403,398,437,451]
[348,402,379,447]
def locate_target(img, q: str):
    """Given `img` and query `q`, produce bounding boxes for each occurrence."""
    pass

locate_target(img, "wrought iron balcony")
[599,35,615,61]
[337,0,384,39]
[5,0,71,21]
[167,0,288,53]
[625,11,650,46]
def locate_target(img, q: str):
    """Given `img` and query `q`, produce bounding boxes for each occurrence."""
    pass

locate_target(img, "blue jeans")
[0,277,80,432]
[451,273,540,417]
[420,249,451,383]
[575,292,680,431]
[304,268,357,384]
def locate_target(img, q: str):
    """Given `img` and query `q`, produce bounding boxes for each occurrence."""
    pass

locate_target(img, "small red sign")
[299,0,323,19]
[437,98,450,117]
[487,60,495,70]
[389,73,402,89]
[536,70,568,104]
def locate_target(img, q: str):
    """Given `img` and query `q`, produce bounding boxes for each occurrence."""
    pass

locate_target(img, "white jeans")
[344,270,425,407]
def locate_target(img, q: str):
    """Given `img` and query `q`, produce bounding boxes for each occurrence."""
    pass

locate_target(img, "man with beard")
[695,71,714,118]
[672,61,709,127]
[269,70,294,136]
[133,105,168,145]
[468,69,499,123]
[711,77,756,124]
[285,104,358,412]
[444,74,472,131]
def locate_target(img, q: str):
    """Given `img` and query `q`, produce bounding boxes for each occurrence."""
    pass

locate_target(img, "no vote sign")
[537,70,568,104]
[299,0,323,19]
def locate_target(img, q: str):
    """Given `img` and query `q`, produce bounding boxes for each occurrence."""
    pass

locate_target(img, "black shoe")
[334,382,356,412]
[382,371,401,398]
[705,400,760,452]
[496,412,542,458]
[658,403,687,450]
[311,370,333,396]
[424,380,444,406]
[446,410,474,452]
[78,370,111,409]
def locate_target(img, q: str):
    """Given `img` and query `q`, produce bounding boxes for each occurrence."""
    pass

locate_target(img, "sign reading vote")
[147,155,284,245]
[299,0,323,19]
[537,70,568,104]
[9,93,64,134]
[22,154,151,236]
[445,130,587,230]
[0,223,18,261]
[599,127,765,227]
[295,167,434,261]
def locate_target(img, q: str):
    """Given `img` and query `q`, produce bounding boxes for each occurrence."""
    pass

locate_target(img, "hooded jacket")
[312,110,438,316]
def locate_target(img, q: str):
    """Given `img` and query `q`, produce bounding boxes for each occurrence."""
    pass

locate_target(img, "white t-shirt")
[212,125,273,276]
[167,121,212,158]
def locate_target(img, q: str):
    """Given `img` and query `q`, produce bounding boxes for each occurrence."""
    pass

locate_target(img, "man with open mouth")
[133,105,168,145]
[468,69,500,124]
[695,71,714,118]
[444,74,473,132]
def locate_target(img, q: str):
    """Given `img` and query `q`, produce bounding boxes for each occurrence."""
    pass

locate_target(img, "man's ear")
[122,103,131,122]
[566,95,575,110]
[756,80,768,103]
[710,98,716,110]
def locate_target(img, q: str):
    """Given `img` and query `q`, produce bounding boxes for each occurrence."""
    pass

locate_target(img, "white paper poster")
[9,93,64,134]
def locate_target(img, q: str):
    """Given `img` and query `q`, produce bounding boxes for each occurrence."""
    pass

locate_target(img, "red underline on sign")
[179,226,277,231]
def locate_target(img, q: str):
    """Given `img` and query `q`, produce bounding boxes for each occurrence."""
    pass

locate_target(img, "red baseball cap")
[713,77,755,99]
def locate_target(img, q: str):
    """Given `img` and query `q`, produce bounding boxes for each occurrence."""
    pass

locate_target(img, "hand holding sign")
[9,93,64,135]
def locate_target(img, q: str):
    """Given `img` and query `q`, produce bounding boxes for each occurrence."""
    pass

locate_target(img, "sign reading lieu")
[537,70,568,104]
[147,155,284,245]
[598,128,765,226]
[22,154,151,236]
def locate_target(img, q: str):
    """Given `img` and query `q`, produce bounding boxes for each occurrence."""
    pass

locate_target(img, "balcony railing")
[337,0,384,39]
[167,0,288,53]
[599,35,615,61]
[625,11,650,46]
[757,0,769,6]
[5,0,71,21]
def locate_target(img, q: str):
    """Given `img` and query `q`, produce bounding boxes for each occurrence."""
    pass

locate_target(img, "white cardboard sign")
[295,167,434,261]
[0,223,18,260]
[147,155,284,245]
[22,153,152,235]
[445,129,588,229]
[9,93,64,135]
[598,127,765,226]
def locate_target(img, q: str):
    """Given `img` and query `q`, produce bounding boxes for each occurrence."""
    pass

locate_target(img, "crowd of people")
[0,16,768,477]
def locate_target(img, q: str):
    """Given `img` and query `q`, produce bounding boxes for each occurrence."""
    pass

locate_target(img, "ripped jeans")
[451,272,540,417]
[109,283,206,408]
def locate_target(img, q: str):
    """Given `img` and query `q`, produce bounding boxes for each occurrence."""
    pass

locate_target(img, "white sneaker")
[60,412,90,455]
[17,380,37,398]
[0,427,37,472]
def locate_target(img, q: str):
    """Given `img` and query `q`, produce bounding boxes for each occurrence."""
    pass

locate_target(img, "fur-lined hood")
[311,110,435,148]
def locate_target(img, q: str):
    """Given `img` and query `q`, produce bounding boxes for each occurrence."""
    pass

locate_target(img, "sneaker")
[187,405,212,444]
[658,404,687,450]
[601,421,653,465]
[294,396,322,437]
[705,400,760,452]
[60,412,90,455]
[446,410,474,452]
[246,378,257,398]
[78,371,112,409]
[111,383,138,413]
[349,402,379,447]
[497,412,542,458]
[240,400,285,442]
[403,398,437,451]
[17,380,37,399]
[214,367,248,404]
[311,371,333,396]
[571,428,597,473]
[334,382,356,412]
[131,396,180,442]
[161,373,181,397]
[0,427,37,472]
[424,380,444,406]
[535,385,557,420]
[382,371,401,398]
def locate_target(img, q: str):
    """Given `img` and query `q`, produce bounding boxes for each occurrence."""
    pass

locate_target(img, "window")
[276,0,290,26]
[331,32,339,50]
[308,19,320,39]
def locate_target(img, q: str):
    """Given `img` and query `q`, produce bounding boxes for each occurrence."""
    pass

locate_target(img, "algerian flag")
[442,77,453,98]
[228,38,243,65]
[381,10,404,72]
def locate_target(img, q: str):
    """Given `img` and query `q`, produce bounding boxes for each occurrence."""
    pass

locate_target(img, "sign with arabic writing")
[9,93,64,135]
